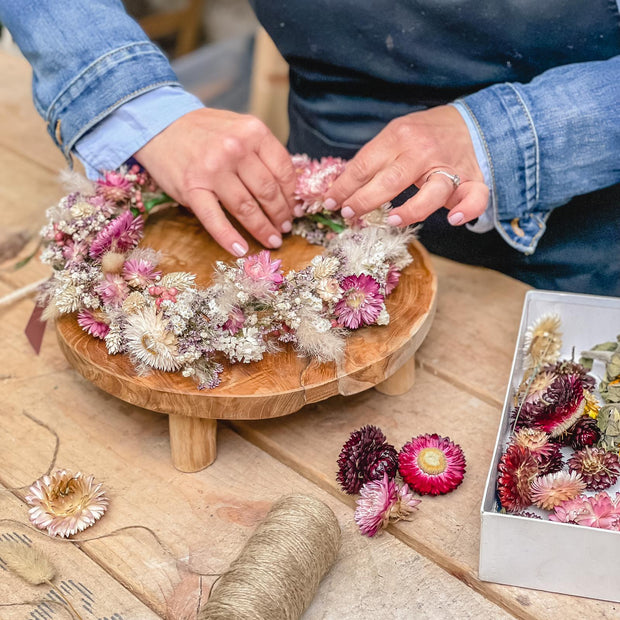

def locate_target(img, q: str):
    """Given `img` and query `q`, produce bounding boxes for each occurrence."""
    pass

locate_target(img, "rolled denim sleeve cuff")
[450,101,494,234]
[456,86,548,254]
[75,86,204,179]
[46,42,181,161]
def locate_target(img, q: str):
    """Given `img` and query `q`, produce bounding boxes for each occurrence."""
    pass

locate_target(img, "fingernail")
[386,214,402,227]
[448,211,464,226]
[294,205,304,218]
[232,242,248,257]
[341,206,355,219]
[323,198,337,211]
[268,234,282,248]
[281,220,292,233]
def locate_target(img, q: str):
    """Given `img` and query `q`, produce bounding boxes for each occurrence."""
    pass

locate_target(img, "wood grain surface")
[56,207,437,420]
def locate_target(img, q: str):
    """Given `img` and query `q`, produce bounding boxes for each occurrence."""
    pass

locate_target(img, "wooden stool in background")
[139,0,204,58]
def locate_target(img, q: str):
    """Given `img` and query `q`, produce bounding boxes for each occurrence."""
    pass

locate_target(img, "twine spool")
[199,494,341,620]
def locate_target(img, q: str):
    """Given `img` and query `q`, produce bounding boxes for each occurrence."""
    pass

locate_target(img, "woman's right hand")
[134,108,297,257]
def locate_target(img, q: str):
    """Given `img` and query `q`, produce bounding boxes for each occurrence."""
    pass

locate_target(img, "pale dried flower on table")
[26,470,109,538]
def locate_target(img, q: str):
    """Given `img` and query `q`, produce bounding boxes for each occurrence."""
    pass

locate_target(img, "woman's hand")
[134,108,297,257]
[323,105,489,227]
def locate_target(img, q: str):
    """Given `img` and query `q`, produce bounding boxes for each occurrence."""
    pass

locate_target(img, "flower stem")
[511,339,554,433]
[45,580,83,620]
[306,213,346,233]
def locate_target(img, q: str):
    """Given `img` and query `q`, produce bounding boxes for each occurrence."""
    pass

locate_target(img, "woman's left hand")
[323,105,489,227]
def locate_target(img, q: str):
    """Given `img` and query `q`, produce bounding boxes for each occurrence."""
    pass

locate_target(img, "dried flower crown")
[38,156,415,389]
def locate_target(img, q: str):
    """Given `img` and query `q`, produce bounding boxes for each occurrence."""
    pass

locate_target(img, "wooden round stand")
[56,209,437,472]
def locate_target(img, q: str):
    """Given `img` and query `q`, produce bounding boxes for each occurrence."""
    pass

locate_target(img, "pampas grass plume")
[59,169,95,196]
[0,540,56,585]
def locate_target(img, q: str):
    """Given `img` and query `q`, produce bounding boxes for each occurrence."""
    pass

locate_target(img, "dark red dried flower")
[514,373,586,438]
[544,360,596,392]
[535,442,564,476]
[568,416,602,450]
[497,445,538,512]
[511,510,543,520]
[336,425,398,494]
[511,428,563,475]
[568,447,620,491]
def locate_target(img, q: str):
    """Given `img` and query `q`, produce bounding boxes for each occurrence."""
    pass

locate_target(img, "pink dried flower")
[89,211,144,259]
[334,274,383,329]
[293,155,346,214]
[61,239,88,265]
[550,492,620,530]
[574,493,620,530]
[243,250,283,289]
[123,257,162,289]
[223,306,246,335]
[26,470,109,537]
[549,497,588,524]
[384,265,401,295]
[354,473,421,537]
[77,309,110,339]
[399,433,466,496]
[530,471,586,510]
[95,273,130,307]
[96,170,133,203]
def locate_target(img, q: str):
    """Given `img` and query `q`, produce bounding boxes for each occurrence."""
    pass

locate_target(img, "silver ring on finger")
[426,170,461,190]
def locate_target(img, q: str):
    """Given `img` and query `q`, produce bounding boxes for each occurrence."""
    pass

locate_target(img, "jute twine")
[199,494,341,620]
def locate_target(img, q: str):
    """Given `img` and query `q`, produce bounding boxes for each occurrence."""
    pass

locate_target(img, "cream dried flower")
[531,471,586,510]
[125,305,182,371]
[522,313,562,371]
[311,255,340,279]
[26,470,109,537]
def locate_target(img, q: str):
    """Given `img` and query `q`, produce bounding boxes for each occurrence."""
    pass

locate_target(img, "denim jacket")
[3,0,619,254]
[0,1,183,159]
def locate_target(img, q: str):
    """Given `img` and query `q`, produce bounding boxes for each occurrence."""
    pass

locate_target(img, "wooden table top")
[1,51,616,620]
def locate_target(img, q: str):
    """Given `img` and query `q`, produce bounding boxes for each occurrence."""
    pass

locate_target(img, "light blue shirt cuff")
[74,85,204,179]
[450,101,494,234]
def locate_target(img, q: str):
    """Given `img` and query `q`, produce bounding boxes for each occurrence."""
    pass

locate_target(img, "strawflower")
[398,433,466,496]
[550,492,620,530]
[354,473,421,537]
[96,170,133,202]
[530,471,586,510]
[26,470,109,538]
[334,274,383,329]
[95,273,130,307]
[123,257,162,289]
[243,250,284,289]
[89,211,144,259]
[77,309,110,339]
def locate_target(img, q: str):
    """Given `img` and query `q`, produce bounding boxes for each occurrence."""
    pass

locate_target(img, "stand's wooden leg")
[375,355,416,396]
[169,416,217,472]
